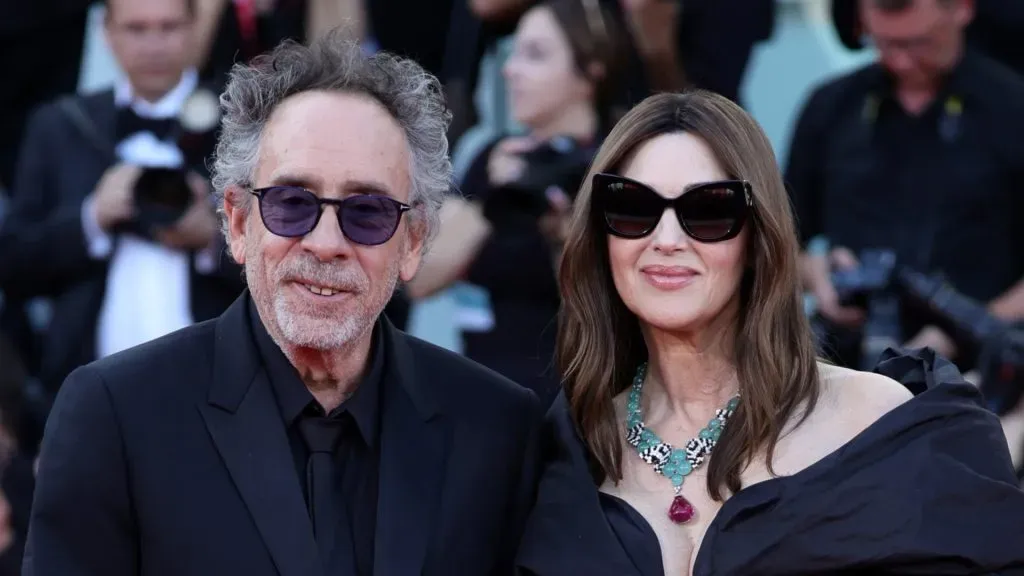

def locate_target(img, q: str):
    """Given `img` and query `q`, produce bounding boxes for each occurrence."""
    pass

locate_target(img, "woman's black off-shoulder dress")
[516,348,1024,575]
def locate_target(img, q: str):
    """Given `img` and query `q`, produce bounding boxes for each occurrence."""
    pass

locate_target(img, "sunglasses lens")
[340,195,402,246]
[678,185,744,242]
[599,177,664,237]
[259,186,320,237]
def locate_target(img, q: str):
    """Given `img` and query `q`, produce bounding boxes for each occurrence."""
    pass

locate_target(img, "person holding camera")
[406,0,626,405]
[786,0,1024,370]
[0,0,244,398]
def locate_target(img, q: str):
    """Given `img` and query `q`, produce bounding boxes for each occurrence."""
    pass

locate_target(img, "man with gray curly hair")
[25,30,543,576]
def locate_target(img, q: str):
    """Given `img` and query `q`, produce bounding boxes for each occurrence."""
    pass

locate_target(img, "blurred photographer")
[407,0,626,404]
[787,0,1024,370]
[0,0,244,398]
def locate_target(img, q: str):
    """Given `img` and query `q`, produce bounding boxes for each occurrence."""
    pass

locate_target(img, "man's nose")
[882,48,915,73]
[299,206,354,261]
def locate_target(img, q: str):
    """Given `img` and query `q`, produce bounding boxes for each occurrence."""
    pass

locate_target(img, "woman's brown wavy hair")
[558,90,821,500]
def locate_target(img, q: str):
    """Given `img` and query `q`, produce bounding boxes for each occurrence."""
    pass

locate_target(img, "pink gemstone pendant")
[668,495,695,524]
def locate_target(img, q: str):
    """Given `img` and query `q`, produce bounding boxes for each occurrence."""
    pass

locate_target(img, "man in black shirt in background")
[786,0,1024,369]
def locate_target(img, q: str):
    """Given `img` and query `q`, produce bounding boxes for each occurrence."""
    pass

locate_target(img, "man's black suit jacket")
[0,89,245,395]
[24,293,544,576]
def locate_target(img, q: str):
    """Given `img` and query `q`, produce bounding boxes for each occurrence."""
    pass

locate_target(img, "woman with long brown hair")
[515,91,1024,575]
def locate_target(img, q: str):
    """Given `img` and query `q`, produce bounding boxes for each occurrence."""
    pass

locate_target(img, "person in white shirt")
[0,0,244,397]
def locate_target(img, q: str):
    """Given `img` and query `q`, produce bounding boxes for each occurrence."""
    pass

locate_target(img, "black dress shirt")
[250,300,384,576]
[785,48,1024,306]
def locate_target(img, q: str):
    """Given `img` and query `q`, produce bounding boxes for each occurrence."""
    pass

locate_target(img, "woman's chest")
[602,431,842,575]
[602,466,723,576]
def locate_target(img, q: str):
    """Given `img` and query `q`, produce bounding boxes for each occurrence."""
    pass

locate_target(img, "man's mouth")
[299,282,343,297]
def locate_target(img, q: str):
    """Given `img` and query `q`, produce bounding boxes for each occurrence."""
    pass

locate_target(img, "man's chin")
[277,314,361,351]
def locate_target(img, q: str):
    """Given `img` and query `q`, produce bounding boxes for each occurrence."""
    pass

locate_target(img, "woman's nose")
[650,209,691,254]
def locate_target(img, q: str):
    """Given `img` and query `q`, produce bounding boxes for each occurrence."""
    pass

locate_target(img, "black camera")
[130,168,195,233]
[832,249,898,308]
[120,88,221,239]
[895,268,1024,416]
[819,250,1024,415]
[115,166,196,241]
[826,249,903,369]
[483,136,595,228]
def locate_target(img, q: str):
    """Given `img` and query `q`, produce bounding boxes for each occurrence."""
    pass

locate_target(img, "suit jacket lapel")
[374,321,451,576]
[199,296,322,576]
[76,89,119,163]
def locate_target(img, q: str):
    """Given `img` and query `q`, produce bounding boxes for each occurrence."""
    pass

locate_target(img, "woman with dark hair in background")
[407,0,627,405]
[516,91,1024,575]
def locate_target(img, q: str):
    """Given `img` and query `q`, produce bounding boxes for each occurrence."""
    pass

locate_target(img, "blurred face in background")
[503,5,595,132]
[861,0,973,90]
[105,0,194,101]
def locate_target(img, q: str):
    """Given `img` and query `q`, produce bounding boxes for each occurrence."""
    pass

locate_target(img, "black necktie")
[115,107,177,141]
[297,414,350,572]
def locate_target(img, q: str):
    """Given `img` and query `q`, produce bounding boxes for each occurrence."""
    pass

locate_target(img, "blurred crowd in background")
[0,0,1023,571]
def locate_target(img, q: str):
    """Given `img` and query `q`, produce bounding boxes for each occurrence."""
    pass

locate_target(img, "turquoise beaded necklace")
[625,362,740,524]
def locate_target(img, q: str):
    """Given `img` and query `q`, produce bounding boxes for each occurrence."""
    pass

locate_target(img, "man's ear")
[399,214,427,283]
[222,185,250,264]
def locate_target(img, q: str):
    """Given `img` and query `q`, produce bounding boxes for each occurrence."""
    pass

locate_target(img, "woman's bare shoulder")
[816,361,914,435]
[756,362,914,478]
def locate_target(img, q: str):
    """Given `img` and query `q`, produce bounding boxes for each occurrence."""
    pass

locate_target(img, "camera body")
[828,249,903,369]
[129,168,196,234]
[832,249,897,308]
[483,136,595,228]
